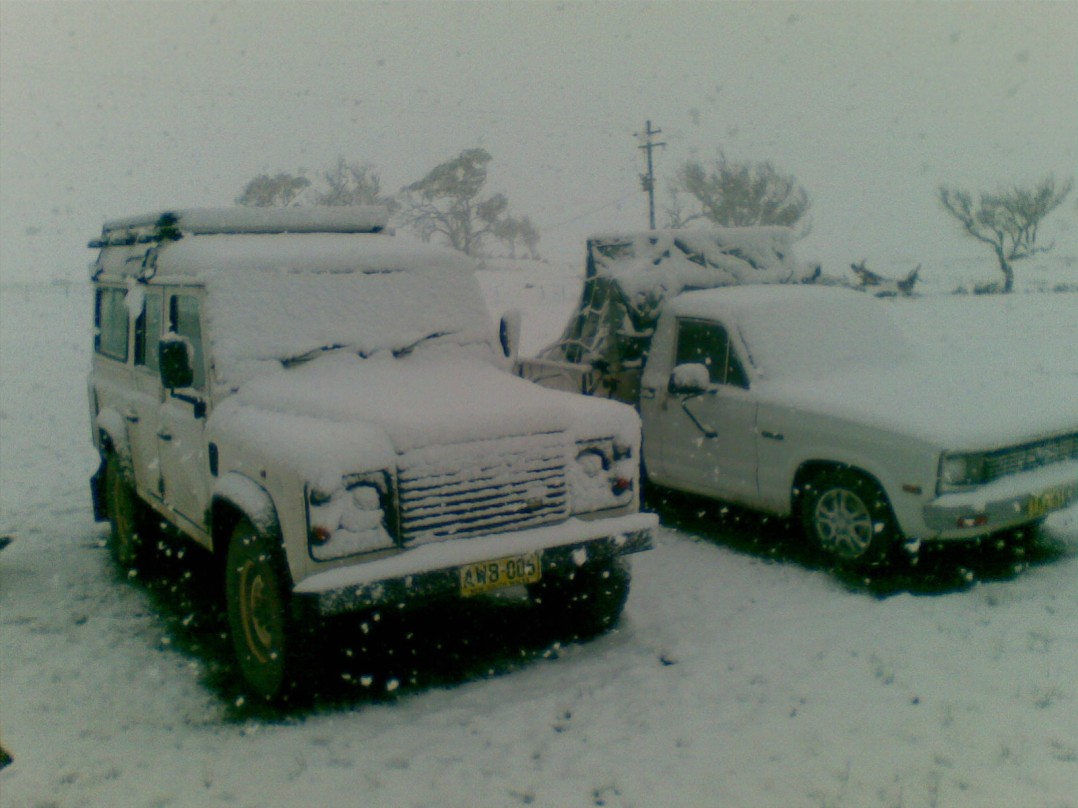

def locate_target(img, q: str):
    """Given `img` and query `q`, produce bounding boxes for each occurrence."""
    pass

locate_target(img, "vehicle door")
[651,317,760,505]
[157,290,212,534]
[123,287,166,502]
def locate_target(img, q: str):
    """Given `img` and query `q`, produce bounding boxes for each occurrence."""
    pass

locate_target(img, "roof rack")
[89,206,390,248]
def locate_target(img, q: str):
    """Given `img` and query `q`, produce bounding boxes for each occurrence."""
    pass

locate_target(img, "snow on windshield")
[179,235,496,386]
[674,285,912,381]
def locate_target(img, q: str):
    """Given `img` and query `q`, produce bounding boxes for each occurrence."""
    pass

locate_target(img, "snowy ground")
[2,264,1077,808]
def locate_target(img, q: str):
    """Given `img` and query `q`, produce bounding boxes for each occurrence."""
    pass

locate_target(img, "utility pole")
[637,120,665,229]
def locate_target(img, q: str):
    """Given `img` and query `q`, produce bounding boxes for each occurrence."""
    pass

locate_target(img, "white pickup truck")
[638,284,1077,565]
[519,229,1078,567]
[87,207,655,701]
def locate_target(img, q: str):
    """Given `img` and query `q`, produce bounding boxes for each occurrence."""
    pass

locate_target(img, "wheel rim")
[813,487,875,559]
[238,558,281,665]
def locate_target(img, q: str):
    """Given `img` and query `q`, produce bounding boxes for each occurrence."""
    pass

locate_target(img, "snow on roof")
[151,231,471,280]
[101,206,390,238]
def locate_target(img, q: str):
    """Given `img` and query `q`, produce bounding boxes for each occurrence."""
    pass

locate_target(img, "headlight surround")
[306,471,396,560]
[938,451,988,492]
[570,437,636,514]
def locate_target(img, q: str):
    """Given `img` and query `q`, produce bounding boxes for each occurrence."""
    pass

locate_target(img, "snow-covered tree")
[313,158,398,211]
[399,148,539,257]
[666,155,811,231]
[939,175,1073,293]
[235,173,311,207]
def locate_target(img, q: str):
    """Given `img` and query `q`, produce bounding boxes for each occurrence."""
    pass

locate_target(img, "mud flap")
[90,460,108,522]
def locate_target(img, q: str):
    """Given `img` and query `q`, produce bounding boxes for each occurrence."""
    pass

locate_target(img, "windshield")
[204,265,496,385]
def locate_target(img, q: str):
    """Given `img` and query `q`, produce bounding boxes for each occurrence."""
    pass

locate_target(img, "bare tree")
[399,148,538,257]
[313,158,398,210]
[666,155,811,232]
[236,173,311,207]
[938,175,1073,292]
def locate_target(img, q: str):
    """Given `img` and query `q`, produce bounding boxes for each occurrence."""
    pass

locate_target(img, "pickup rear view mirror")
[669,363,710,395]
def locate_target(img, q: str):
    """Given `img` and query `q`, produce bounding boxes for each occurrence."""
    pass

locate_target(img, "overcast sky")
[1,0,1075,284]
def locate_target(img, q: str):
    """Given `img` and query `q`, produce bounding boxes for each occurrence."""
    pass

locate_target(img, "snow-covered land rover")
[88,207,655,701]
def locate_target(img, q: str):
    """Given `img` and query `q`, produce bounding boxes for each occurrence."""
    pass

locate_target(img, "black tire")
[800,469,898,567]
[528,554,631,640]
[225,519,307,703]
[104,453,150,570]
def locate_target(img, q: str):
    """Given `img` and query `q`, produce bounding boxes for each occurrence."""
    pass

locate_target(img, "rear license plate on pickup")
[460,552,541,596]
[1028,482,1078,518]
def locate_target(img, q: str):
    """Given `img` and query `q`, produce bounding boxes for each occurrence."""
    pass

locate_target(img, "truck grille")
[397,433,570,545]
[985,432,1078,481]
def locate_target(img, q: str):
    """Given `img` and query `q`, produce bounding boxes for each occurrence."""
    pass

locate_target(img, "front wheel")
[528,554,631,641]
[800,469,898,567]
[225,520,307,703]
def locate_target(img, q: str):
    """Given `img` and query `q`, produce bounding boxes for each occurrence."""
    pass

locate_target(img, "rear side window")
[675,318,749,388]
[94,287,129,361]
[135,290,162,372]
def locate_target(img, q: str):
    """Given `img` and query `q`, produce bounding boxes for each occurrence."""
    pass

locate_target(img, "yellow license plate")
[1028,482,1078,518]
[460,552,541,596]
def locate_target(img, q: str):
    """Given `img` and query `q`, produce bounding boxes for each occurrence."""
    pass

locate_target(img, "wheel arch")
[210,472,283,569]
[791,460,890,513]
[95,408,132,472]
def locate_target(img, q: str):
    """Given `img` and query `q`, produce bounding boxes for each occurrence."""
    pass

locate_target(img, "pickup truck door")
[649,318,760,505]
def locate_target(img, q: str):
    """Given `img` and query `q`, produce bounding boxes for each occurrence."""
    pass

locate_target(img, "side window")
[135,290,162,372]
[168,294,206,391]
[94,287,129,361]
[675,319,748,388]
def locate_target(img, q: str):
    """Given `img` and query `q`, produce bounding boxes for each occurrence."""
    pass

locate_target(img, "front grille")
[397,433,569,545]
[985,432,1078,481]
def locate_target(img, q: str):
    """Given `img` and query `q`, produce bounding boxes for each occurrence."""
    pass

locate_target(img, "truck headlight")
[570,438,636,514]
[307,472,396,560]
[938,451,988,492]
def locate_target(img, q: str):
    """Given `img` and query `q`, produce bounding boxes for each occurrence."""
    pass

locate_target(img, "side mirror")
[159,336,194,390]
[669,363,710,395]
[499,309,523,360]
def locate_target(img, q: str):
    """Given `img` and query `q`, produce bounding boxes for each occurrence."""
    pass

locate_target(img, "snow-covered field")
[2,266,1077,808]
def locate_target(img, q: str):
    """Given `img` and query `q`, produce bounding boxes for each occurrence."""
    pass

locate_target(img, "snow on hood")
[224,350,641,455]
[759,360,1078,450]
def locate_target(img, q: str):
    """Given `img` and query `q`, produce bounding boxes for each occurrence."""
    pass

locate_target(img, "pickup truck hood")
[759,358,1078,451]
[225,351,634,453]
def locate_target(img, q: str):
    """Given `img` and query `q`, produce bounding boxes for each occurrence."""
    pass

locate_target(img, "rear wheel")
[225,519,307,703]
[800,469,898,568]
[104,453,149,569]
[528,554,631,640]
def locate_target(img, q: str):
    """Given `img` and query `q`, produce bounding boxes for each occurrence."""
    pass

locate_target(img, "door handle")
[157,429,173,441]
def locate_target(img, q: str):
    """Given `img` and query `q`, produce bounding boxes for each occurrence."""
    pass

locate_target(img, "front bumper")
[923,460,1078,539]
[294,512,657,616]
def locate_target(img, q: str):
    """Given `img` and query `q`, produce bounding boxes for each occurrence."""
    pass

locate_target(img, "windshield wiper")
[392,330,454,358]
[280,343,352,368]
